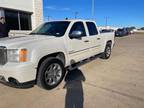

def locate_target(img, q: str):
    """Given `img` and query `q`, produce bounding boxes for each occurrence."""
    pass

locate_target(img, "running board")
[67,54,101,71]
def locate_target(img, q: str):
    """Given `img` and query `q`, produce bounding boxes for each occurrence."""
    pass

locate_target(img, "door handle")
[84,40,89,42]
[97,38,101,40]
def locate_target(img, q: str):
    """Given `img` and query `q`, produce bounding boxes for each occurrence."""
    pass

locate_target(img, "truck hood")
[0,35,55,47]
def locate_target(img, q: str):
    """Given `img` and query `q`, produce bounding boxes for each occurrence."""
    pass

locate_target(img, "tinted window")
[69,22,86,37]
[30,21,70,37]
[5,9,32,30]
[86,22,98,36]
[5,10,19,30]
[20,12,32,30]
[117,29,123,32]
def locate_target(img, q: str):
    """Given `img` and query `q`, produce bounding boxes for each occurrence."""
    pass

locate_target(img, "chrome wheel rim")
[106,46,111,57]
[44,63,62,86]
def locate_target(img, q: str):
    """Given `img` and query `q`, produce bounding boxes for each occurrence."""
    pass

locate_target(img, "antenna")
[48,16,51,21]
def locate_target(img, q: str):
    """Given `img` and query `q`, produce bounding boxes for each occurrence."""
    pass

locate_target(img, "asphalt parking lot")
[0,33,144,108]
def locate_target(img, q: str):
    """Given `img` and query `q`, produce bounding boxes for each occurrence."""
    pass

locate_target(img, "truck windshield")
[30,21,70,37]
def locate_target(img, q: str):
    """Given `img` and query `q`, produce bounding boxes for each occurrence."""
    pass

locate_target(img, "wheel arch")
[106,40,112,45]
[37,52,66,71]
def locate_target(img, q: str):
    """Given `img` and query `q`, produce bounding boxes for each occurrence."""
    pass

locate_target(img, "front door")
[68,21,91,64]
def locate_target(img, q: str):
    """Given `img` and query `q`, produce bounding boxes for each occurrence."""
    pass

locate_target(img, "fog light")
[8,77,19,85]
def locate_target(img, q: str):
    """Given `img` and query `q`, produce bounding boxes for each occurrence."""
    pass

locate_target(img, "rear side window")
[86,22,98,36]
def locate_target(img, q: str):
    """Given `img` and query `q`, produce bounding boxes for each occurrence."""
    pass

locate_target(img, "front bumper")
[0,75,35,88]
[0,62,37,86]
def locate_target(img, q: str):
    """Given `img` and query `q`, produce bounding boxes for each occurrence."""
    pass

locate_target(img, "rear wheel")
[100,44,111,59]
[37,57,66,90]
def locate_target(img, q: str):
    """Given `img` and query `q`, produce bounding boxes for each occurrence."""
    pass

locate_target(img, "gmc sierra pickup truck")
[0,19,114,90]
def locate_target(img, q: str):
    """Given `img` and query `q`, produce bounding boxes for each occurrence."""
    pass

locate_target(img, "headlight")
[7,49,28,62]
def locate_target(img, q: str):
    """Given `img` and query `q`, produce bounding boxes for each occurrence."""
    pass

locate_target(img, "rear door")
[86,22,101,56]
[68,21,91,63]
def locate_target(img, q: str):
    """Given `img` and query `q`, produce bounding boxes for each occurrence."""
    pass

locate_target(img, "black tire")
[100,44,111,59]
[37,57,66,90]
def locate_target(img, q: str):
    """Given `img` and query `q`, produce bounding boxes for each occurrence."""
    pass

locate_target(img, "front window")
[30,21,70,37]
[69,22,86,37]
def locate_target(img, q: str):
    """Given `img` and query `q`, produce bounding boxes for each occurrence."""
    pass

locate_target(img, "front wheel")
[37,57,66,90]
[100,44,111,59]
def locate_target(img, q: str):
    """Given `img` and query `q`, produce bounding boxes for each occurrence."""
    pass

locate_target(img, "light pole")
[105,17,109,29]
[75,12,78,19]
[92,0,95,19]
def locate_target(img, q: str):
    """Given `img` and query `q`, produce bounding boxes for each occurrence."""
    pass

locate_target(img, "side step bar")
[67,54,101,71]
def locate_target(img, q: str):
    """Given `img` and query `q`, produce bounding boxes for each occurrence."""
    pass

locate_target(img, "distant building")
[0,0,43,36]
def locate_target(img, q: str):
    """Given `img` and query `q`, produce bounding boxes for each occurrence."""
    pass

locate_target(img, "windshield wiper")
[30,33,48,35]
[30,32,58,37]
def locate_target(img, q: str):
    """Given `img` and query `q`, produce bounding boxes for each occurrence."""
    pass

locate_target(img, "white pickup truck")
[0,19,114,90]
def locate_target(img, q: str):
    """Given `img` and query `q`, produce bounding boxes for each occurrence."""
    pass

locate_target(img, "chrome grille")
[0,46,7,65]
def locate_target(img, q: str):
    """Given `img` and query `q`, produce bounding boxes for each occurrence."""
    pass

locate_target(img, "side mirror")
[69,31,82,39]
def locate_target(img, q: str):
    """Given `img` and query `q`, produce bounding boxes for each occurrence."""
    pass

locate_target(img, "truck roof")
[48,19,96,23]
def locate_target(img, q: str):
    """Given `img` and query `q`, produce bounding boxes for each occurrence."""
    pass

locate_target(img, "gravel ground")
[0,33,144,108]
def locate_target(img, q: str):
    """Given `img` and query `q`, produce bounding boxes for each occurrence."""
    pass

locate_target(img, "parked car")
[140,27,144,30]
[125,28,132,34]
[125,27,137,34]
[115,28,129,36]
[0,19,114,90]
[131,29,137,34]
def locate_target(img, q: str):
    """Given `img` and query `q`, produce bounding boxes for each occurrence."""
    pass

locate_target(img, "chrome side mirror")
[69,31,82,39]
